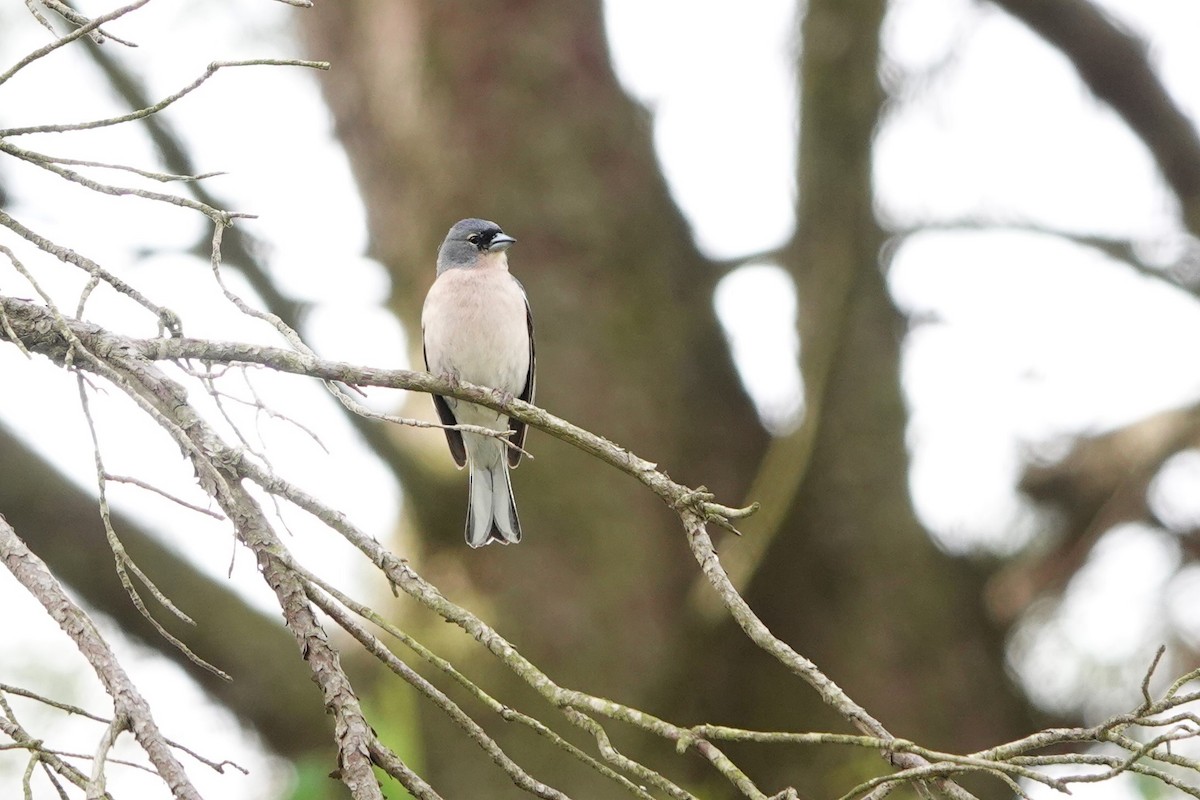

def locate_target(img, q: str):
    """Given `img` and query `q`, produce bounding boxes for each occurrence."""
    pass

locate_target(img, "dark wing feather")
[424,335,466,468]
[507,292,535,468]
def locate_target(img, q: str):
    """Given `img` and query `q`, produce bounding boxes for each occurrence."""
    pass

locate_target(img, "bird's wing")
[424,331,467,468]
[508,286,535,468]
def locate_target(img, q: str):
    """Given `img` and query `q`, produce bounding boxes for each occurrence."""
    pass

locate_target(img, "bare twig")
[0,692,109,799]
[889,217,1200,297]
[0,219,176,329]
[0,519,202,800]
[1,297,395,798]
[78,377,233,682]
[0,139,245,223]
[329,383,534,457]
[1141,644,1168,711]
[0,0,151,88]
[32,153,225,183]
[104,474,226,519]
[0,59,330,137]
[0,683,247,776]
[86,715,127,800]
[303,581,570,800]
[5,295,1200,796]
[285,558,655,798]
[33,0,139,47]
[6,292,1200,796]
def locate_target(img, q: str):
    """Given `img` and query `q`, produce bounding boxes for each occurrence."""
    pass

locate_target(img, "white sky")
[1,0,1199,797]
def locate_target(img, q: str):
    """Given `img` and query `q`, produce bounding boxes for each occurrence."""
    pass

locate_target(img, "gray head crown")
[437,218,517,274]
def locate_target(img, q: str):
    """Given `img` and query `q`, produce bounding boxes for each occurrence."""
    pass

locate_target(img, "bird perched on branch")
[421,218,535,547]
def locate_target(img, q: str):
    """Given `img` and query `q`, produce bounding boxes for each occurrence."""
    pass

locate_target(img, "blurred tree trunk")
[992,0,1200,235]
[684,1,1037,795]
[302,0,1036,796]
[302,1,768,795]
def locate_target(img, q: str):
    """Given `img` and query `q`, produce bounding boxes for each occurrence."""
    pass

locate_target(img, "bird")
[421,218,535,547]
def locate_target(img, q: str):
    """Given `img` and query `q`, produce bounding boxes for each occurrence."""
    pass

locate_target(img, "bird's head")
[437,218,516,274]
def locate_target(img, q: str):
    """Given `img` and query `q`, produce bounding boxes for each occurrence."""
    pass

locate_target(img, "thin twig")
[1,58,330,136]
[0,139,244,223]
[330,383,533,456]
[284,556,656,799]
[4,293,1200,798]
[28,153,225,182]
[303,580,571,799]
[0,217,175,327]
[1141,644,1168,711]
[87,715,127,800]
[0,683,247,776]
[77,373,232,682]
[0,520,203,800]
[104,474,226,519]
[0,0,151,88]
[0,693,109,799]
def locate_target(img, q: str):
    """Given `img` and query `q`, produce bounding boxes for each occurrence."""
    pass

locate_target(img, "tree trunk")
[303,1,769,794]
[686,2,1037,795]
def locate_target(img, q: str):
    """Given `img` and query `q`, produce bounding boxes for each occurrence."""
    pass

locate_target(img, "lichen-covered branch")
[0,518,202,800]
[5,292,1196,799]
[3,1,1199,794]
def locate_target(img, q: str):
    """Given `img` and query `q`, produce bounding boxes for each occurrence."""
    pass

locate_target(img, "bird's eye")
[467,233,480,244]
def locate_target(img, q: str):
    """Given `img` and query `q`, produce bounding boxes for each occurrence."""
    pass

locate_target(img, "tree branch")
[0,294,1002,798]
[0,295,755,533]
[991,404,1200,621]
[4,283,1200,796]
[991,0,1200,233]
[0,0,151,87]
[0,59,329,139]
[0,518,202,800]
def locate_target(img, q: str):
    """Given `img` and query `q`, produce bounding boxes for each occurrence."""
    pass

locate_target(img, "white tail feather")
[465,460,521,547]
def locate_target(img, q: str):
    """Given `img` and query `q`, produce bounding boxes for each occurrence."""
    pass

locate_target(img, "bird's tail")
[466,459,521,547]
